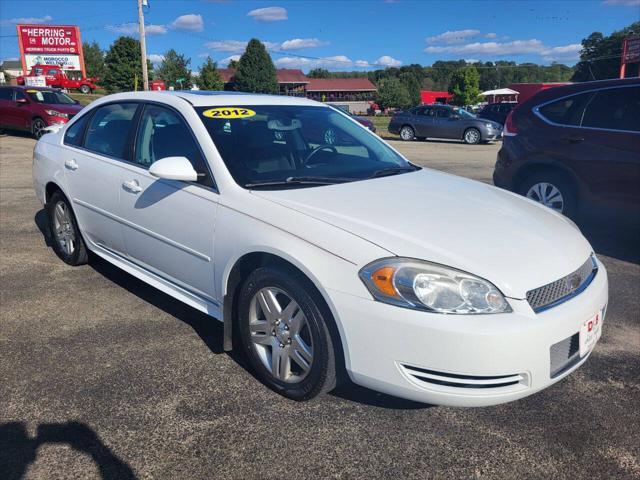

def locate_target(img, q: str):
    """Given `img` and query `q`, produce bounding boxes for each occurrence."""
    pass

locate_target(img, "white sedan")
[33,91,608,406]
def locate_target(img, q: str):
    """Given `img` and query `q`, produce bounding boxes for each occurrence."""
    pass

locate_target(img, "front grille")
[550,333,580,378]
[527,256,597,312]
[401,364,527,390]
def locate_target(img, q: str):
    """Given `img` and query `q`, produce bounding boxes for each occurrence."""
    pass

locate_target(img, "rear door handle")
[122,179,142,194]
[64,159,78,170]
[561,135,585,144]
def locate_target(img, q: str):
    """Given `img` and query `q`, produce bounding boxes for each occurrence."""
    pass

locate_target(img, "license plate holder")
[579,309,603,357]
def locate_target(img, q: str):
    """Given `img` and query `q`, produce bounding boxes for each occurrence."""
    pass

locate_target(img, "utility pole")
[137,0,149,91]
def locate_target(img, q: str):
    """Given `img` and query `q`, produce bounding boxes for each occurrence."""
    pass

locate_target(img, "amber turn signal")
[371,266,398,297]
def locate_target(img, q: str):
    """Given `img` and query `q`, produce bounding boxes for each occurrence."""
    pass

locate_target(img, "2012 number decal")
[202,107,256,119]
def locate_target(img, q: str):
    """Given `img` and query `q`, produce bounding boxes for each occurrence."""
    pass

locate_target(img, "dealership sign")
[16,24,85,75]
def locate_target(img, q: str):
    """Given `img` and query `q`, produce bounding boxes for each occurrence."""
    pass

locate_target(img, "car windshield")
[196,105,416,189]
[455,108,476,119]
[26,90,76,105]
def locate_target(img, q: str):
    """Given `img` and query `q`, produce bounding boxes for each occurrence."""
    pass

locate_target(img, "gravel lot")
[1,133,639,480]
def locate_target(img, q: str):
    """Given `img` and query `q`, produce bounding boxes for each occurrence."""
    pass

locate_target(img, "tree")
[228,59,239,69]
[156,49,192,89]
[83,41,105,82]
[233,39,278,94]
[573,22,640,81]
[399,72,421,107]
[103,36,152,93]
[308,68,331,78]
[449,66,481,106]
[375,77,411,110]
[198,56,224,90]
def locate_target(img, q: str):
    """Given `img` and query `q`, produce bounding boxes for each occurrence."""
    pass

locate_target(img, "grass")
[69,92,105,106]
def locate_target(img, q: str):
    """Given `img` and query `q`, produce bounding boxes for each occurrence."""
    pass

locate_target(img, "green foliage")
[156,49,192,89]
[233,39,278,94]
[573,21,640,81]
[376,77,411,110]
[103,36,152,93]
[449,66,481,106]
[198,57,224,90]
[308,68,331,78]
[228,59,239,69]
[399,72,421,106]
[83,41,105,81]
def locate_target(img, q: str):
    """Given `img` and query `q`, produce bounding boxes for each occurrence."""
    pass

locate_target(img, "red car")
[0,86,84,138]
[17,65,98,94]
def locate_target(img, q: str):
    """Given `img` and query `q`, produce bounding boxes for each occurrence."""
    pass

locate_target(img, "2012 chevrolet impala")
[32,91,608,406]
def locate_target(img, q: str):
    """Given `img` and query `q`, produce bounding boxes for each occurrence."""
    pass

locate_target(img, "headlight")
[485,123,494,128]
[359,258,511,314]
[45,109,68,118]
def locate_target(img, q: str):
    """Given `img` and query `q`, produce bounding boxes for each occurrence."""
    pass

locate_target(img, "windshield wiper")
[367,166,419,179]
[245,176,353,188]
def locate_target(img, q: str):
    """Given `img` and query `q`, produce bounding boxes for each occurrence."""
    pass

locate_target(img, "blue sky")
[1,0,639,72]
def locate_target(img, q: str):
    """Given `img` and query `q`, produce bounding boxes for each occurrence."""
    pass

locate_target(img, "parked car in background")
[17,64,98,94]
[493,78,640,223]
[33,91,608,406]
[389,104,502,144]
[478,102,517,126]
[0,86,84,138]
[329,104,376,132]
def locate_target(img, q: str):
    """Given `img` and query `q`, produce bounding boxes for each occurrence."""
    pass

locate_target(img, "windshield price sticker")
[203,107,256,119]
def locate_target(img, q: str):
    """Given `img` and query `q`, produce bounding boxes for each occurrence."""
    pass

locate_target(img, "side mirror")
[149,156,198,182]
[451,114,461,120]
[16,98,28,104]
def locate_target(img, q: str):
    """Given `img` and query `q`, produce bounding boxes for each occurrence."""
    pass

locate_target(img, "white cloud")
[107,22,167,36]
[485,32,497,39]
[355,60,370,67]
[374,55,402,67]
[147,54,164,64]
[426,29,480,45]
[280,38,329,50]
[170,14,204,32]
[274,55,355,70]
[219,55,241,66]
[0,15,52,25]
[425,39,545,56]
[247,6,288,22]
[540,43,582,62]
[204,40,247,53]
[604,0,640,5]
[465,59,480,63]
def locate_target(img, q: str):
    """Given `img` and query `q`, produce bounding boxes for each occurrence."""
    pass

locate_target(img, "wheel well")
[513,163,578,193]
[400,124,414,131]
[224,252,346,378]
[45,182,63,203]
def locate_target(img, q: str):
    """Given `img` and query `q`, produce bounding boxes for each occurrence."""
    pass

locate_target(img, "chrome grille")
[527,256,597,312]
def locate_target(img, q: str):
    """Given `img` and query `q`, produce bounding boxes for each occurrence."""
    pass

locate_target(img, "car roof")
[522,77,639,107]
[106,90,325,107]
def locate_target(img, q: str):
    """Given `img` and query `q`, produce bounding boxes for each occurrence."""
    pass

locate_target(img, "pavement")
[1,133,639,480]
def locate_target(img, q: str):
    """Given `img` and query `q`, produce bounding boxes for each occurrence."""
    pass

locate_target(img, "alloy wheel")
[33,119,47,139]
[464,129,480,144]
[52,201,76,255]
[248,287,314,383]
[400,126,414,141]
[526,182,565,213]
[323,128,337,145]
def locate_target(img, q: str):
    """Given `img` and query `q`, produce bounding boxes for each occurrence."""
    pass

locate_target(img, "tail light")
[504,110,518,136]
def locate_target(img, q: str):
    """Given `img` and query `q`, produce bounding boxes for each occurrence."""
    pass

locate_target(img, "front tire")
[399,125,415,141]
[463,128,481,144]
[79,85,91,94]
[47,191,88,266]
[32,118,47,139]
[238,266,337,401]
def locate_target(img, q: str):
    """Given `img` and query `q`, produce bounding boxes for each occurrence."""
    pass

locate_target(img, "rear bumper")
[328,259,608,407]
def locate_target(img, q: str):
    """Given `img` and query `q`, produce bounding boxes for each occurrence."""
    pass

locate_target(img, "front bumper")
[328,259,608,407]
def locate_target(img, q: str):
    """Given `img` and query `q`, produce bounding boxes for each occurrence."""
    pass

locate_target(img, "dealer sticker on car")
[580,308,604,357]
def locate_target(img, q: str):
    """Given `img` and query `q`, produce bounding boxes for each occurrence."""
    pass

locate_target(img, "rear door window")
[64,114,91,147]
[538,92,593,126]
[84,103,139,159]
[581,86,640,132]
[0,89,13,100]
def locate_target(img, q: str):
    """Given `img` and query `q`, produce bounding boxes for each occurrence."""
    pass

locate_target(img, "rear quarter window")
[538,92,593,126]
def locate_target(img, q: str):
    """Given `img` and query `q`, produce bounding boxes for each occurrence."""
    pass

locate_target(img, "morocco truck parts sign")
[16,24,85,75]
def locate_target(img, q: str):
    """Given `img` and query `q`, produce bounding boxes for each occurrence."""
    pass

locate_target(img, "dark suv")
[478,102,517,126]
[493,78,640,224]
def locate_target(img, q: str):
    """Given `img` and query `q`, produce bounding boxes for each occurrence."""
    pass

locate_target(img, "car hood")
[42,103,84,114]
[252,169,592,299]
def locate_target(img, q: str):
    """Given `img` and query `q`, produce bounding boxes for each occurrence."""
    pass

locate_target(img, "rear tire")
[47,191,88,266]
[399,125,415,141]
[79,85,91,94]
[518,170,577,219]
[238,266,337,401]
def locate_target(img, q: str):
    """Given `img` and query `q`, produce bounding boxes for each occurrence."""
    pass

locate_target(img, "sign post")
[16,24,85,76]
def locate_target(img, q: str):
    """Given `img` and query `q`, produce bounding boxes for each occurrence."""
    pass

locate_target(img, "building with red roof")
[217,68,309,96]
[305,78,377,102]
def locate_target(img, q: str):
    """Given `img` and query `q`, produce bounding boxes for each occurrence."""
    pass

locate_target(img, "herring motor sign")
[16,25,85,75]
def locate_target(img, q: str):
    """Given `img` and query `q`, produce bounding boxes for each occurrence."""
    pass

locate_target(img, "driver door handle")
[561,134,585,144]
[64,159,78,170]
[122,179,142,194]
